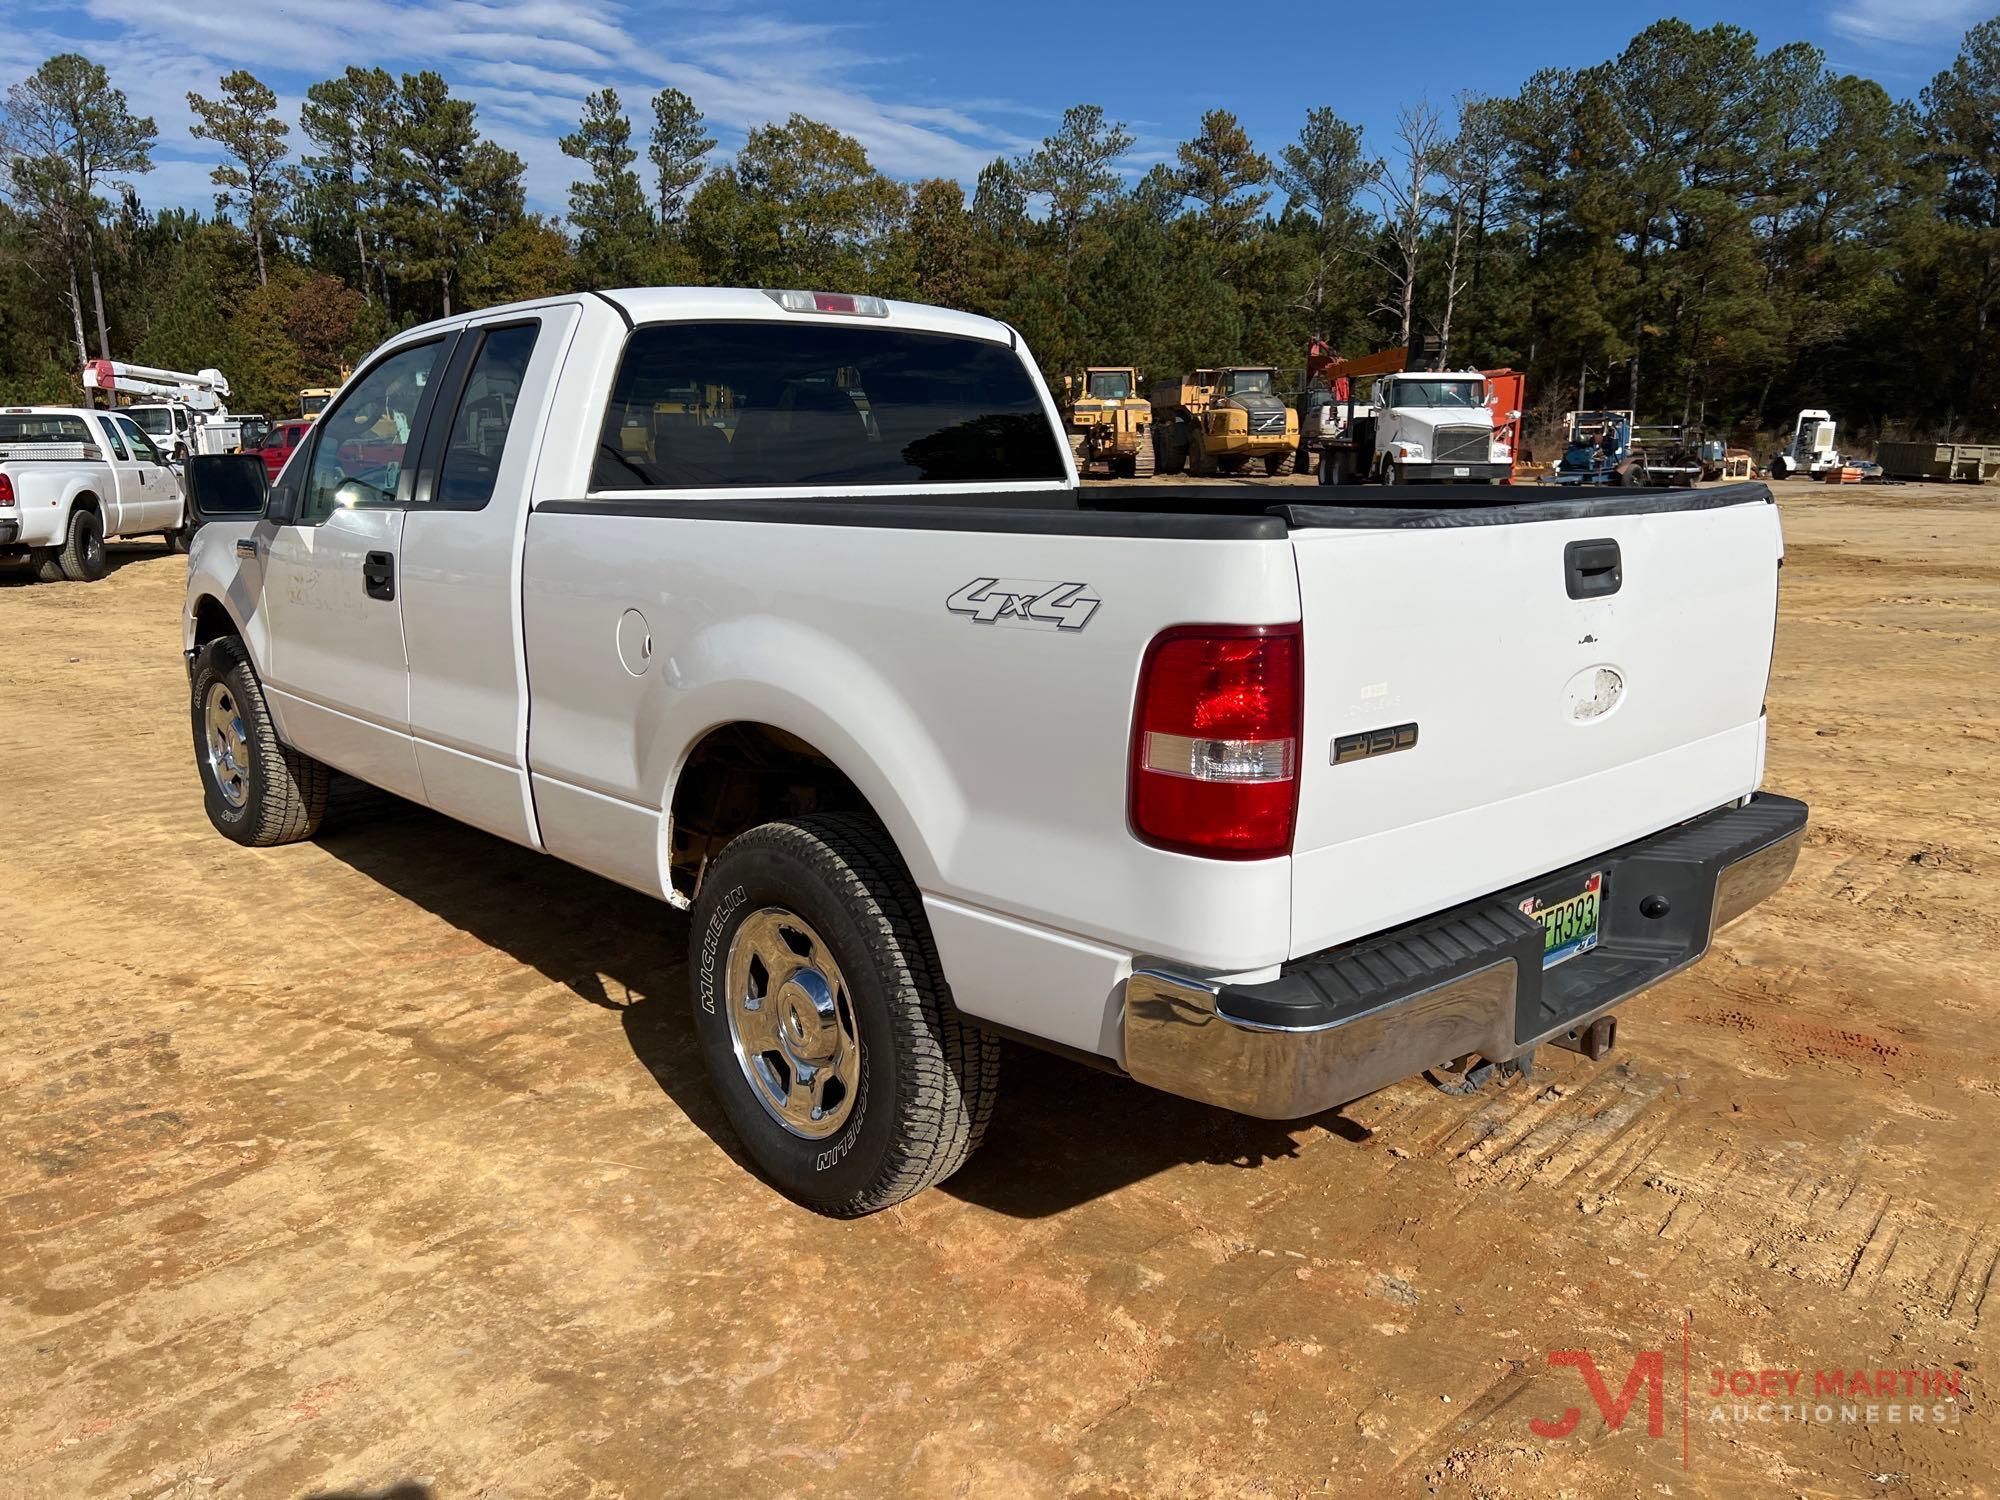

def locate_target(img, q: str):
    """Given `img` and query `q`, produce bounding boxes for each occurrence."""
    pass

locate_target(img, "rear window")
[0,414,92,443]
[591,322,1064,491]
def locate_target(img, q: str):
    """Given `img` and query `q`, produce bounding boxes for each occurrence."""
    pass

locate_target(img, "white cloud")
[1827,0,1986,45]
[6,0,1047,220]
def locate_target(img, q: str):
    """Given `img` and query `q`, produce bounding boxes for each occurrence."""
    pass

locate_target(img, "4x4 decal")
[946,577,1100,631]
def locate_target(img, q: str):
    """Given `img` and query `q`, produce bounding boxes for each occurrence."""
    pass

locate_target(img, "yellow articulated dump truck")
[1151,367,1298,477]
[1062,367,1155,479]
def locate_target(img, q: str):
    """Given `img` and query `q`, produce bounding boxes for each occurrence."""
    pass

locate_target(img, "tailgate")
[1286,488,1782,959]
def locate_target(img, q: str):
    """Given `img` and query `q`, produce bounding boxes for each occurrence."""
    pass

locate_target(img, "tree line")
[2,15,1997,444]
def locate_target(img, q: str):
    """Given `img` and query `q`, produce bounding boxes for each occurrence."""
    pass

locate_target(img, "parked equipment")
[82,359,240,459]
[1771,409,1839,478]
[1549,410,1691,487]
[1153,367,1298,476]
[1875,440,2000,484]
[1299,342,1405,480]
[1063,367,1155,478]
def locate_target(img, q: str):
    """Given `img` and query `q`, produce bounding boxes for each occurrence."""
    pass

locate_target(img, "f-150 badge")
[947,577,1100,631]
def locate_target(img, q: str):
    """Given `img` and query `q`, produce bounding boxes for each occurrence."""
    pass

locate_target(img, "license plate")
[1453,466,1469,477]
[1521,873,1603,969]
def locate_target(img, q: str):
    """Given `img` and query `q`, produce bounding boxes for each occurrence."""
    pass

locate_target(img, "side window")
[427,322,540,510]
[99,419,130,460]
[116,417,163,465]
[299,339,444,524]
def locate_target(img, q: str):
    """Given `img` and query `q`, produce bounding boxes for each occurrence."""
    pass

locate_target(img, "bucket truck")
[82,360,243,461]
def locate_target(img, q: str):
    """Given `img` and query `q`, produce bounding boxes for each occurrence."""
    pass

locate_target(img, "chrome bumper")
[1123,793,1807,1119]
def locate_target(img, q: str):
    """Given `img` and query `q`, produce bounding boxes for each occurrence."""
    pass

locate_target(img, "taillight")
[1130,624,1302,859]
[0,473,14,505]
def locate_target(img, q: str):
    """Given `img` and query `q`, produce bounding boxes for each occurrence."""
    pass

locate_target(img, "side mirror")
[184,453,268,527]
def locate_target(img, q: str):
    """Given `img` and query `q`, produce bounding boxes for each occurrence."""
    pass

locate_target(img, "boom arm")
[83,359,232,414]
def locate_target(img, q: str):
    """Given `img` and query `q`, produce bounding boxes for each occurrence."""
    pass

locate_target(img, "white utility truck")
[1,405,187,580]
[178,288,1807,1215]
[83,359,241,460]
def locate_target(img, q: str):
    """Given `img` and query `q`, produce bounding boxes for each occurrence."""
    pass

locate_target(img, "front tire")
[688,814,1000,1216]
[58,507,107,581]
[190,636,331,845]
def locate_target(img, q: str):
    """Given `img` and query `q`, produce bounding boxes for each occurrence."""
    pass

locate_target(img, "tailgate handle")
[1564,538,1622,599]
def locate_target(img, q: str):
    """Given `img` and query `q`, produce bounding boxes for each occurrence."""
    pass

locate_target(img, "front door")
[257,334,452,802]
[111,415,179,531]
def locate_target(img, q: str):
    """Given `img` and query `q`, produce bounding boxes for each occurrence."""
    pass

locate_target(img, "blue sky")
[3,0,1989,221]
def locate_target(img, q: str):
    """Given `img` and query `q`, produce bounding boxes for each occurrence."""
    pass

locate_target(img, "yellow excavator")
[1151,367,1298,477]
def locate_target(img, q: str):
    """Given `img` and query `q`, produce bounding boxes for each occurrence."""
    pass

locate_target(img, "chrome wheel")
[724,908,860,1139]
[203,680,251,809]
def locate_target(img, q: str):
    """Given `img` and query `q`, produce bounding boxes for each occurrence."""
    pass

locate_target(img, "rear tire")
[30,548,65,583]
[190,636,330,845]
[688,813,1001,1216]
[58,507,107,582]
[1265,450,1296,477]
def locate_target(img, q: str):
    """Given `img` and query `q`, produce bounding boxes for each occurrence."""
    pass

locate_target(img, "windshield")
[129,407,176,435]
[1385,379,1484,409]
[1085,371,1133,400]
[1222,370,1274,396]
[593,322,1066,490]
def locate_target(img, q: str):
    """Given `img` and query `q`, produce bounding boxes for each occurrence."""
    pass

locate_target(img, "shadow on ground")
[313,800,1369,1218]
[0,540,174,586]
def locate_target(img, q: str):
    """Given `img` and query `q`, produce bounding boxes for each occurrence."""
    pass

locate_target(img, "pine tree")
[187,69,288,286]
[561,89,652,288]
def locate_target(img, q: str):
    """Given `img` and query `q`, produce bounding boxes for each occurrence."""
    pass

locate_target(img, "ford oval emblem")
[1565,664,1625,722]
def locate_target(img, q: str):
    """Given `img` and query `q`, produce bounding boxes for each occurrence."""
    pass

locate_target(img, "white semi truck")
[178,286,1807,1215]
[1313,369,1513,484]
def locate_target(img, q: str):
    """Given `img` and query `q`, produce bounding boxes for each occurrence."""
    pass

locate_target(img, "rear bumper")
[1123,793,1807,1118]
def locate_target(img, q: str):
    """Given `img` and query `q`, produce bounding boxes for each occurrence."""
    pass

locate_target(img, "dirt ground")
[2,478,1996,1499]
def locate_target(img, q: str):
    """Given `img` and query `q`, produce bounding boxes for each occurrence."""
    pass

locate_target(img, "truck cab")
[1372,371,1511,483]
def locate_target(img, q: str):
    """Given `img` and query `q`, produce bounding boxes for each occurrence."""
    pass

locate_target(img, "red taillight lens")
[1130,624,1302,859]
[0,473,14,505]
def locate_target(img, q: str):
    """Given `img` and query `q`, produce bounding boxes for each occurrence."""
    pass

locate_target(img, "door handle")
[1564,538,1622,599]
[363,550,396,601]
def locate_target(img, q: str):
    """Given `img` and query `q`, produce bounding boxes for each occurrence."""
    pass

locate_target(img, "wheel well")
[190,593,237,648]
[668,723,872,902]
[72,491,101,517]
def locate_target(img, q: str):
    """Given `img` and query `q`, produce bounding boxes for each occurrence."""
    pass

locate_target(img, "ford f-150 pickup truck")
[179,287,1807,1216]
[2,406,187,580]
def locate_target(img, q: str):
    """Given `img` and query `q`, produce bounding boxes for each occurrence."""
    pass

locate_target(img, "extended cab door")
[398,305,576,845]
[254,332,455,802]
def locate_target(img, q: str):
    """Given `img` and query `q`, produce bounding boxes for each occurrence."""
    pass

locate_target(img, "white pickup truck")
[1,406,187,581]
[179,287,1807,1216]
